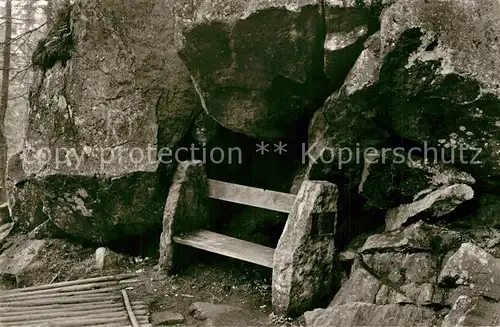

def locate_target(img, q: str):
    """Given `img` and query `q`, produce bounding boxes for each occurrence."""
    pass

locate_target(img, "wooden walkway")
[0,273,151,327]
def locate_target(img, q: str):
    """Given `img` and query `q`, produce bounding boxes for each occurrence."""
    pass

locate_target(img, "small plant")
[430,235,443,255]
[269,312,295,326]
[32,1,75,70]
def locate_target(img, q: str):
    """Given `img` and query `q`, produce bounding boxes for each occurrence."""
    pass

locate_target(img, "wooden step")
[173,230,275,268]
[208,179,296,213]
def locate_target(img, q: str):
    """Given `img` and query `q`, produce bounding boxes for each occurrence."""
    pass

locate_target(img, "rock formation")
[171,0,380,139]
[4,0,500,324]
[8,0,202,244]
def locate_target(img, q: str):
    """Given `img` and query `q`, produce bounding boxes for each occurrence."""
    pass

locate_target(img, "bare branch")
[0,21,46,46]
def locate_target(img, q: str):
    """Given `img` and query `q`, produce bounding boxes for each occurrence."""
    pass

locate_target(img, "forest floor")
[0,234,305,327]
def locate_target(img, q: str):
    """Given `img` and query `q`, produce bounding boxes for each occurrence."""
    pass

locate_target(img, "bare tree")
[0,1,53,199]
[1,0,50,159]
[0,0,12,203]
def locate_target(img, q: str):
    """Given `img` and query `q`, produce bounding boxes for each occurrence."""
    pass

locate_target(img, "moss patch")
[362,155,431,210]
[32,1,75,70]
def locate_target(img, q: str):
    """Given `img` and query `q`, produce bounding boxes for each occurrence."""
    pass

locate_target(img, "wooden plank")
[0,286,123,301]
[122,289,140,327]
[173,230,274,268]
[0,301,146,312]
[0,307,149,318]
[208,179,296,213]
[0,312,150,324]
[2,315,131,326]
[0,273,137,295]
[0,279,141,297]
[0,294,121,307]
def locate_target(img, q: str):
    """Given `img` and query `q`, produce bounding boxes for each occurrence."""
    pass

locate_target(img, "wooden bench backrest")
[207,179,296,213]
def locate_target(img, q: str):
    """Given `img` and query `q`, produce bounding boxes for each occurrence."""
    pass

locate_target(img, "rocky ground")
[4,203,500,326]
[0,231,302,327]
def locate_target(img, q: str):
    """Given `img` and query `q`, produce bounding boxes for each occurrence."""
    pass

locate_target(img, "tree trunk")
[45,0,53,26]
[0,0,12,203]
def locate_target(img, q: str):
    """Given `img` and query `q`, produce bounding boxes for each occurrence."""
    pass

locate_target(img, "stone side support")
[272,180,338,316]
[158,160,210,273]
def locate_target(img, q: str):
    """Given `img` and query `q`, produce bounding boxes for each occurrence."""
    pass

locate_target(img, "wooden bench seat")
[173,230,275,268]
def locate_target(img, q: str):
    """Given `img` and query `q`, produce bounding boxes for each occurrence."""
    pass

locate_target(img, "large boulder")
[7,152,47,231]
[172,0,380,139]
[306,31,388,182]
[8,0,201,243]
[461,194,500,229]
[304,302,440,327]
[438,243,500,300]
[442,296,500,327]
[329,268,382,306]
[378,0,500,187]
[308,0,500,200]
[360,221,463,255]
[0,239,48,276]
[305,32,390,247]
[8,166,164,244]
[436,243,500,324]
[360,155,475,210]
[322,1,380,88]
[356,222,463,307]
[313,223,500,325]
[188,302,257,326]
[385,184,474,231]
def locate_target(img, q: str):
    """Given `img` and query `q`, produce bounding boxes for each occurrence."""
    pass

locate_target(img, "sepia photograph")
[0,0,499,326]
